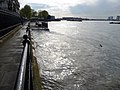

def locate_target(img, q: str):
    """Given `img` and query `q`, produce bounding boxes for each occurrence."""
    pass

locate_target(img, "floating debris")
[99,44,103,47]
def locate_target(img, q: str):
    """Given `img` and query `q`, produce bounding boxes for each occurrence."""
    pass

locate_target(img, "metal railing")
[0,23,21,37]
[14,24,33,90]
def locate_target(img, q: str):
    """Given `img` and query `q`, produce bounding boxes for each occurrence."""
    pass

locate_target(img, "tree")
[42,10,49,19]
[20,8,25,17]
[38,11,42,18]
[20,5,32,19]
[38,10,49,20]
[31,9,37,17]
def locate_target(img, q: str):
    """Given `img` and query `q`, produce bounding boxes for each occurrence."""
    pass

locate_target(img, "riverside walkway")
[0,24,27,90]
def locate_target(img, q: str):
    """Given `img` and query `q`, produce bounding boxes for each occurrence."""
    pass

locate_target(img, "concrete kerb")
[25,22,42,89]
[30,32,42,90]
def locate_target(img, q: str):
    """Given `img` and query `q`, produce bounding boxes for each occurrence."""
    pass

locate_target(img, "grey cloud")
[69,0,120,17]
[28,3,50,10]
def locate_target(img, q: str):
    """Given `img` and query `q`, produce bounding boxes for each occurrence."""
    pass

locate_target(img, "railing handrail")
[15,43,28,90]
[14,23,33,90]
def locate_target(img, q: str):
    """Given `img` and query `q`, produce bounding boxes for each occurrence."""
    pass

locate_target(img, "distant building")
[62,17,82,21]
[47,15,55,20]
[108,16,113,20]
[50,16,55,20]
[116,16,120,21]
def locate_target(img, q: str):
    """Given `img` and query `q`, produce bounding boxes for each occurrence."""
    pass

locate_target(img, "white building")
[116,16,120,21]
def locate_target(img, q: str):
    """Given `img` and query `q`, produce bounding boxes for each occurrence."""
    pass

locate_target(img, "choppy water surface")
[32,21,120,90]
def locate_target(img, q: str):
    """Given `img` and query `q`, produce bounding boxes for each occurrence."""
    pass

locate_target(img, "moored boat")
[109,22,120,24]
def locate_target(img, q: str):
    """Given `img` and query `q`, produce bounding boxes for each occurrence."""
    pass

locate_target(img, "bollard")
[28,22,30,28]
[22,35,30,46]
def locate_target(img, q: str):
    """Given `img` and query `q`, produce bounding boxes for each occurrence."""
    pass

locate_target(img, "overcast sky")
[18,0,120,18]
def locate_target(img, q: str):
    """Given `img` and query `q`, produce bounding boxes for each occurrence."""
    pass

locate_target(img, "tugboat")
[0,0,21,37]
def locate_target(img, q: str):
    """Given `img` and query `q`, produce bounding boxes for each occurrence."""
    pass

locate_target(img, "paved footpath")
[0,24,27,90]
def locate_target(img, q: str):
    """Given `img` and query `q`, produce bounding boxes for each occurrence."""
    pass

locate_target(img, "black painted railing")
[14,24,33,90]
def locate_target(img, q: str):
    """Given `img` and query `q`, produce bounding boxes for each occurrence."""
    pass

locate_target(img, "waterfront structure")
[107,16,114,20]
[0,0,8,9]
[0,0,20,13]
[62,17,82,21]
[49,15,55,20]
[116,16,120,21]
[0,0,21,37]
[47,15,55,21]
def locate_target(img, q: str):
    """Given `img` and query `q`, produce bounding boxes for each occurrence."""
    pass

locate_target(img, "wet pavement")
[0,25,27,90]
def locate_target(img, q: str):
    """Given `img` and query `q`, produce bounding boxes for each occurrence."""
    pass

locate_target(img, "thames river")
[32,21,120,90]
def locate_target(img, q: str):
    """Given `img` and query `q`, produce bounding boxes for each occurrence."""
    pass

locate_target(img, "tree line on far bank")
[20,5,50,20]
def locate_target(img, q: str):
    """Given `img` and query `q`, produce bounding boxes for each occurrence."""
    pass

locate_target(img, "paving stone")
[13,55,22,63]
[0,57,13,64]
[0,53,11,57]
[0,71,18,86]
[0,72,4,82]
[0,24,27,90]
[0,64,19,72]
[0,86,13,90]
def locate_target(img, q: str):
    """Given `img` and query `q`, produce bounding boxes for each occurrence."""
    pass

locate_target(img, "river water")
[31,21,120,90]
